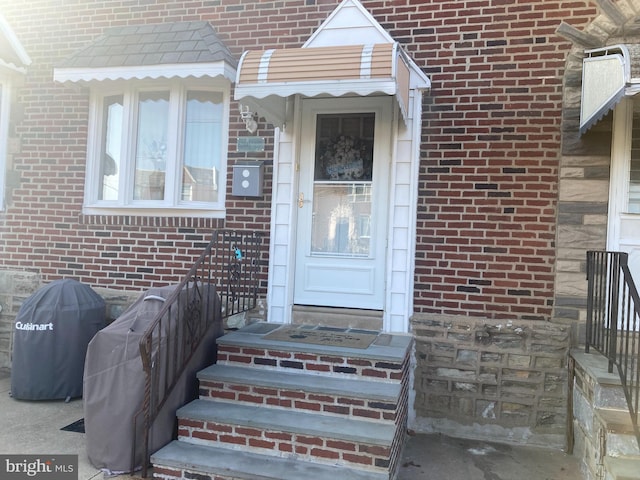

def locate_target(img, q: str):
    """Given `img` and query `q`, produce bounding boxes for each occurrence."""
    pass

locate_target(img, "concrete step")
[604,456,640,480]
[216,322,412,382]
[152,440,388,480]
[572,350,627,410]
[197,364,401,421]
[597,408,640,457]
[176,399,397,471]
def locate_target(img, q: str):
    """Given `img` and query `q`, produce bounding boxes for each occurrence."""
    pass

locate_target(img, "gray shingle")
[55,21,236,69]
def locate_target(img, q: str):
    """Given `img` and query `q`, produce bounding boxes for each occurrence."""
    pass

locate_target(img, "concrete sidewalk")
[0,368,583,480]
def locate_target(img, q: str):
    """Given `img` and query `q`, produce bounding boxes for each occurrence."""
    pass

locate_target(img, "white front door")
[609,96,640,280]
[293,97,391,310]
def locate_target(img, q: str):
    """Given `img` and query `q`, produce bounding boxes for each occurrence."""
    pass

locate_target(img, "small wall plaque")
[237,136,265,152]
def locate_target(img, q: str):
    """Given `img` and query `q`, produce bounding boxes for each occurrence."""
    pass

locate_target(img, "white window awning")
[581,44,640,134]
[234,42,430,127]
[0,13,31,76]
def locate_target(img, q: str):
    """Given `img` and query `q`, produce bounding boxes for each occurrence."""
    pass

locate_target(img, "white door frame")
[266,90,424,333]
[293,97,391,310]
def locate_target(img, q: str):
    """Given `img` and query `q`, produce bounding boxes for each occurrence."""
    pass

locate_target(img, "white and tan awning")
[581,44,640,134]
[234,42,429,127]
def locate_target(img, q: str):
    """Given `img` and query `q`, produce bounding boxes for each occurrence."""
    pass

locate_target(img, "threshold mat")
[263,325,378,349]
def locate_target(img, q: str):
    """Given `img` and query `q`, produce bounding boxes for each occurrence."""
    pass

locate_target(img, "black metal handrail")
[586,250,640,449]
[135,229,263,476]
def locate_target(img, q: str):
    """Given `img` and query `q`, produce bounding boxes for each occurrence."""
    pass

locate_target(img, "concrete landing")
[218,322,413,362]
[0,365,584,480]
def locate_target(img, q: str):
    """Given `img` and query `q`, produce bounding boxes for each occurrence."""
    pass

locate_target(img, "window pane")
[181,91,223,202]
[630,100,640,212]
[134,91,169,200]
[311,183,372,256]
[99,95,123,201]
[315,114,374,181]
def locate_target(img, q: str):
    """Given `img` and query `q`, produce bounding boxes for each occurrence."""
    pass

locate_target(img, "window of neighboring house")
[86,80,229,217]
[629,97,640,213]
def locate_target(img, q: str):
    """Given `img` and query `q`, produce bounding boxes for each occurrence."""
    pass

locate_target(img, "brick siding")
[0,0,596,316]
[216,343,407,381]
[0,0,608,443]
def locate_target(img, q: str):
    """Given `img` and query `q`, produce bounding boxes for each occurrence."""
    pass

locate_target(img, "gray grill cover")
[83,284,222,474]
[11,279,106,400]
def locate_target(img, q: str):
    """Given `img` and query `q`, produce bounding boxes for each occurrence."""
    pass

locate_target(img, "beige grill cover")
[83,284,222,474]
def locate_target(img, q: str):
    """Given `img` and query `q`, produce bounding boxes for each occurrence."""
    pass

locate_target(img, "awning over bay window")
[234,42,429,127]
[581,44,640,134]
[53,22,237,84]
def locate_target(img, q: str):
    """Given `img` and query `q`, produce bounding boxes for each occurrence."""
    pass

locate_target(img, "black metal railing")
[135,229,263,476]
[586,250,640,449]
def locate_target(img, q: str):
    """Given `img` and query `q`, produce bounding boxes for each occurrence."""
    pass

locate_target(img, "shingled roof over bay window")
[53,21,236,84]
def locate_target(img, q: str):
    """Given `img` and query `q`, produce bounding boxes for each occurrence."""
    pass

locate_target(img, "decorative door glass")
[311,113,375,256]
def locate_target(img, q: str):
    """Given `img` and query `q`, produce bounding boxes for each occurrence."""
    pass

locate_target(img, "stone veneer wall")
[410,0,640,449]
[0,270,139,370]
[411,314,571,447]
[553,2,617,345]
[0,270,40,369]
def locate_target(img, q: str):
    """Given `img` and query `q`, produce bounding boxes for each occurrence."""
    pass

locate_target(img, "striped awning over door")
[234,42,413,126]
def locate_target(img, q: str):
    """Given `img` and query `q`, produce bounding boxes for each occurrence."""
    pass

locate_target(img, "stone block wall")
[0,270,139,370]
[0,270,40,369]
[411,314,570,448]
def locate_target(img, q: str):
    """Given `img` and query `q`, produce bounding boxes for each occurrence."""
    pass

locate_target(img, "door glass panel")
[311,113,374,256]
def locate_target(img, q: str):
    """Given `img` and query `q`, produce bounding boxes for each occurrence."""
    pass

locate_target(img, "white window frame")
[0,77,11,212]
[83,77,231,218]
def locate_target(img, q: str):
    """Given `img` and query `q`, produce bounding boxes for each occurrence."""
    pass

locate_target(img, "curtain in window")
[182,91,223,202]
[134,92,169,201]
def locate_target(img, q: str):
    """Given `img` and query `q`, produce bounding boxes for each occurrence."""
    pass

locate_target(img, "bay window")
[86,80,229,217]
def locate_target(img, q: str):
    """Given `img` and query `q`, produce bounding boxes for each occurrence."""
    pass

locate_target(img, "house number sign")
[237,136,265,152]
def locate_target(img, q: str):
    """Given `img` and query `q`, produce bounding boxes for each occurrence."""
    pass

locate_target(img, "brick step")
[197,364,402,421]
[176,399,397,472]
[597,408,640,457]
[152,440,389,480]
[216,322,412,382]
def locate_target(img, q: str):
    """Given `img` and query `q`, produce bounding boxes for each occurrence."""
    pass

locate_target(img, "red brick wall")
[409,0,597,320]
[0,1,598,318]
